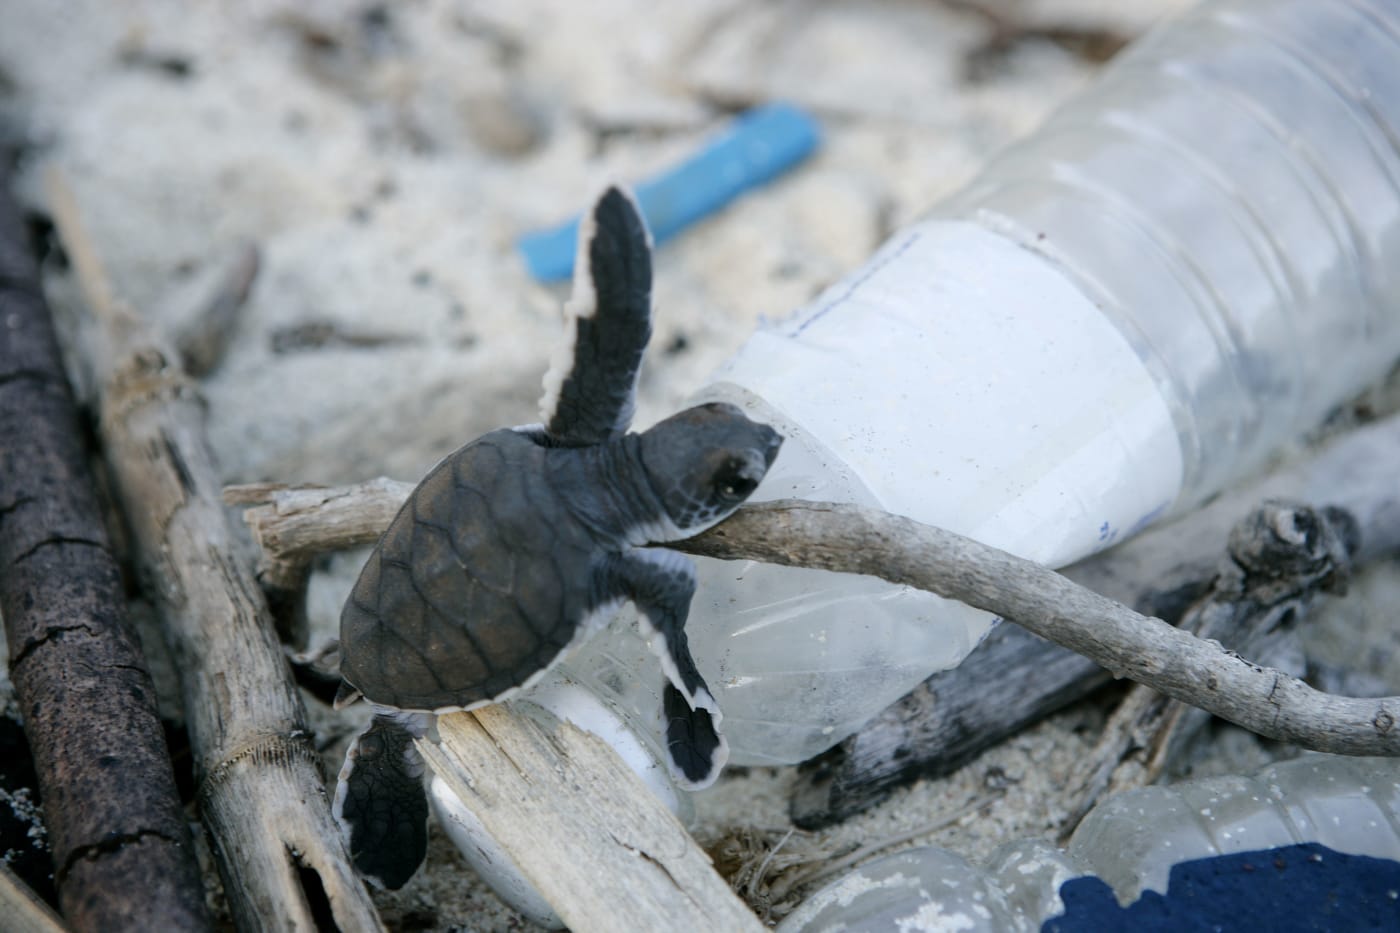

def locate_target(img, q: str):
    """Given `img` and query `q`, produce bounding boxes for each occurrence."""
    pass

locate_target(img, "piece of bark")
[790,410,1400,827]
[0,179,210,930]
[45,172,384,933]
[422,706,764,933]
[0,862,66,933]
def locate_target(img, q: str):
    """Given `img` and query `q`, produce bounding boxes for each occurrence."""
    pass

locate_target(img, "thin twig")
[171,241,260,377]
[792,406,1400,828]
[681,499,1399,755]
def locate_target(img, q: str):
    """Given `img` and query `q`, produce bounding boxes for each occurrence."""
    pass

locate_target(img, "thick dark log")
[787,410,1400,827]
[0,180,210,929]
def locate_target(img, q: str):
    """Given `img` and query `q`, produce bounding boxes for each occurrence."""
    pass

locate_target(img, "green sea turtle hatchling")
[332,186,783,888]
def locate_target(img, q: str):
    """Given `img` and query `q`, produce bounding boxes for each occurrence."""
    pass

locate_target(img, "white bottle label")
[715,221,1185,567]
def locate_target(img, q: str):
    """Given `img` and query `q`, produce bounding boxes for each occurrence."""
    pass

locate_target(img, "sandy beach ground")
[4,1,1397,929]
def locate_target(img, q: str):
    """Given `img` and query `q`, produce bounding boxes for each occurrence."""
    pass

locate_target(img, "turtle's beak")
[759,426,783,469]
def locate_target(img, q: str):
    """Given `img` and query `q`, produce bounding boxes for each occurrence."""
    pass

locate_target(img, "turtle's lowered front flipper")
[600,549,729,789]
[334,711,431,889]
[540,186,653,447]
[662,682,726,789]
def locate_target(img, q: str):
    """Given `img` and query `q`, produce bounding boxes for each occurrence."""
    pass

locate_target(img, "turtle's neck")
[545,433,675,547]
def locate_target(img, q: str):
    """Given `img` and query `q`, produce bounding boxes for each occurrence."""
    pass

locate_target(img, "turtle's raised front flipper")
[599,549,729,789]
[333,711,431,889]
[540,186,653,447]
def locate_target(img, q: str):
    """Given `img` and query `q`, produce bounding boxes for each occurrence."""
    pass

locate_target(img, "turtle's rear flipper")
[333,711,431,890]
[539,185,653,447]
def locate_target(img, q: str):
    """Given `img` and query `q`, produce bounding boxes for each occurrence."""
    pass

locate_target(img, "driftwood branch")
[680,499,1399,754]
[424,707,764,933]
[0,177,210,930]
[228,478,1400,761]
[792,406,1400,827]
[45,172,384,932]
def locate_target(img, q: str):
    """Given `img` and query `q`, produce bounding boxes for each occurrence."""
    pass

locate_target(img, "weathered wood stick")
[790,408,1400,826]
[45,171,384,933]
[679,498,1400,755]
[422,707,764,933]
[0,178,210,930]
[0,862,66,933]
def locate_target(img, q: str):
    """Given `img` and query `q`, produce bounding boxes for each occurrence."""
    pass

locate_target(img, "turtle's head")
[638,402,782,538]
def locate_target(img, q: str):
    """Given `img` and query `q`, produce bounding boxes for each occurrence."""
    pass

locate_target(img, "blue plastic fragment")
[517,103,822,282]
[1044,843,1400,932]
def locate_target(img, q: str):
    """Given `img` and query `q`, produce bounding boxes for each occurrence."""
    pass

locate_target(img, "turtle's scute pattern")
[340,428,598,711]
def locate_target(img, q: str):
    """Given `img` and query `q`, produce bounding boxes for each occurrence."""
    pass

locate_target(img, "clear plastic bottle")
[548,0,1400,768]
[775,755,1400,932]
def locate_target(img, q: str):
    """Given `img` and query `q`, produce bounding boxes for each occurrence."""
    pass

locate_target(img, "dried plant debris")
[708,791,1002,922]
[710,826,827,921]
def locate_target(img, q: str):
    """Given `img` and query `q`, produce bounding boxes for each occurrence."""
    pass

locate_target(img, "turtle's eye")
[714,462,758,502]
